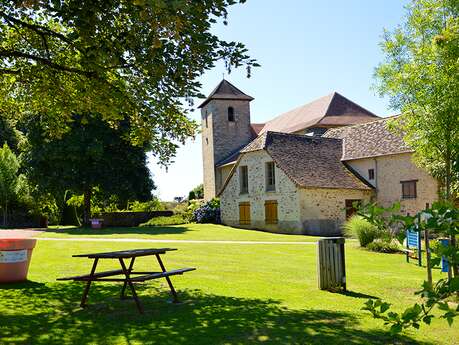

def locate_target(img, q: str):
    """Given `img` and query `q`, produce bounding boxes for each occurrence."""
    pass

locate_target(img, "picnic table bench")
[57,248,195,313]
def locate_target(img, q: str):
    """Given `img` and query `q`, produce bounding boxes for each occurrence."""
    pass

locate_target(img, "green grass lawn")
[41,223,321,242]
[1,224,458,344]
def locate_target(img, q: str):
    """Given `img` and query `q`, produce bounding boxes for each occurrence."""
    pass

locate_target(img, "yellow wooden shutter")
[239,202,250,225]
[265,200,278,224]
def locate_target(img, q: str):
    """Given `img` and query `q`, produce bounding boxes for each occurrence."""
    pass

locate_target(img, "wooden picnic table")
[57,248,195,313]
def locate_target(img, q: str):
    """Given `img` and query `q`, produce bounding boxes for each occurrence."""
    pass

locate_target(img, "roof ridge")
[325,92,379,118]
[264,130,342,141]
[325,114,401,134]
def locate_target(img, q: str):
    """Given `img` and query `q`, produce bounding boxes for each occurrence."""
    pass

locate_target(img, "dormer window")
[228,107,235,122]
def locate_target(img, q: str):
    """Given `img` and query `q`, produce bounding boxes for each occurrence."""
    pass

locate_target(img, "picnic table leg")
[120,257,136,300]
[155,254,179,303]
[119,258,144,314]
[80,258,99,308]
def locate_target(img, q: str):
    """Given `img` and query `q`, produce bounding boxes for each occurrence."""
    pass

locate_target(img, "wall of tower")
[201,99,253,200]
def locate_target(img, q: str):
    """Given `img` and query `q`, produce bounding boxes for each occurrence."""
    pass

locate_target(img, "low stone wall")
[100,211,173,227]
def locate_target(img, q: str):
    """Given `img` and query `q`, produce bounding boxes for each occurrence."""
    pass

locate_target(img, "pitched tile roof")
[250,123,265,136]
[323,116,413,160]
[198,79,254,108]
[237,132,373,190]
[259,92,379,134]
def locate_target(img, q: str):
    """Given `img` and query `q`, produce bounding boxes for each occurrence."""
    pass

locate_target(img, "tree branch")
[0,11,74,45]
[0,50,95,77]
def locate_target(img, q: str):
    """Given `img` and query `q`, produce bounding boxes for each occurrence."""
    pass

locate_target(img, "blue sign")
[406,229,422,266]
[407,230,420,248]
[440,238,450,273]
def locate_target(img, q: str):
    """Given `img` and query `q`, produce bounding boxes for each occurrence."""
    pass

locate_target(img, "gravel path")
[36,237,318,245]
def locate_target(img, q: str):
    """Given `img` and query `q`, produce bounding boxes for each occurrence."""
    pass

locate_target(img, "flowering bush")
[192,198,220,224]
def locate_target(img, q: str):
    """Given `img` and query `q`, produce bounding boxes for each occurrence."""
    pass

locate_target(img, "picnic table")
[57,248,195,313]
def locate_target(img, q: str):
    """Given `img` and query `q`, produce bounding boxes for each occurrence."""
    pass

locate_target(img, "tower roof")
[198,79,254,108]
[259,92,379,134]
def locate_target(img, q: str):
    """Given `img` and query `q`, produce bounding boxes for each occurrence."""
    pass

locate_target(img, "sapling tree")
[363,202,459,333]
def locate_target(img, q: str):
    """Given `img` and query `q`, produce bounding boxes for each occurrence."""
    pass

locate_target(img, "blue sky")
[149,0,409,201]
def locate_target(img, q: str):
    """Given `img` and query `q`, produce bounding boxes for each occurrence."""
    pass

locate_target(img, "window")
[266,162,276,191]
[205,138,208,145]
[239,202,251,225]
[265,200,278,224]
[228,107,235,122]
[239,165,248,194]
[205,110,208,128]
[401,180,417,199]
[368,168,375,180]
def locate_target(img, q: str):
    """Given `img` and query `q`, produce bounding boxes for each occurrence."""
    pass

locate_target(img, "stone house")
[200,80,439,235]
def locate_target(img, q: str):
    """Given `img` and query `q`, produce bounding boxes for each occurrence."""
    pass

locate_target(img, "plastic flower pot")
[0,238,37,283]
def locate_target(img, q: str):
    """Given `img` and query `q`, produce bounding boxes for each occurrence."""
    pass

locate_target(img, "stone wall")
[220,150,302,233]
[299,188,373,236]
[101,211,173,227]
[347,153,438,215]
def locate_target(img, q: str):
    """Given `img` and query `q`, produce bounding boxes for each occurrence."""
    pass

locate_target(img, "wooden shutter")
[239,202,250,225]
[265,200,278,224]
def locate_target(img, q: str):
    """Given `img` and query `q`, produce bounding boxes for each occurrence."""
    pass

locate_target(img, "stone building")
[200,80,438,235]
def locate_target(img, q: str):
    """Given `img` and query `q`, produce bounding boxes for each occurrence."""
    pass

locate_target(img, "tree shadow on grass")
[43,226,190,237]
[0,281,431,345]
[337,290,379,299]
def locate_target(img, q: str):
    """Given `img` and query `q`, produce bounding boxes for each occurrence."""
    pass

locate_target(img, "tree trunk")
[83,188,92,227]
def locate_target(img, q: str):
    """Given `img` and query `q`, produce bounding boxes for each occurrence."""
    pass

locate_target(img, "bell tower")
[199,80,254,200]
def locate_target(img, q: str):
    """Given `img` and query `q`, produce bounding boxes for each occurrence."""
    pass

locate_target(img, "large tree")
[374,0,459,200]
[23,114,155,225]
[0,0,258,163]
[364,0,459,332]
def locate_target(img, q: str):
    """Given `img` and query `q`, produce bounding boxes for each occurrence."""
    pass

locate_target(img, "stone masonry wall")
[299,188,373,236]
[220,150,302,233]
[347,153,438,215]
[201,99,252,200]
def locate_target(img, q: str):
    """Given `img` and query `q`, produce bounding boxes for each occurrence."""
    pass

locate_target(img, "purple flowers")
[192,199,221,224]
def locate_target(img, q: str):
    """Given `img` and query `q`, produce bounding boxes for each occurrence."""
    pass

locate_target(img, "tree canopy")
[0,0,258,163]
[374,0,459,199]
[23,113,155,224]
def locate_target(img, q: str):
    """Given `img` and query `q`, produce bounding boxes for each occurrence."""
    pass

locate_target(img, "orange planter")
[0,238,37,283]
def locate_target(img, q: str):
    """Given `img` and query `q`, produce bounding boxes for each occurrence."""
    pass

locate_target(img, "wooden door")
[345,199,361,219]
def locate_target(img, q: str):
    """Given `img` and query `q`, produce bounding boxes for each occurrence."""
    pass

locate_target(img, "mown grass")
[0,224,458,344]
[40,223,321,242]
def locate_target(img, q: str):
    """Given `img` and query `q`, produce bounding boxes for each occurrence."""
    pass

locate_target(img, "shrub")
[126,199,164,212]
[192,198,220,224]
[140,214,187,227]
[343,215,381,247]
[366,238,402,253]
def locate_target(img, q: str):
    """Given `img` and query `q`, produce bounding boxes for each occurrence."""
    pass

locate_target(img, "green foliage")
[0,117,23,154]
[126,199,164,212]
[366,239,402,253]
[343,215,381,247]
[193,198,220,224]
[24,113,155,224]
[374,0,459,200]
[188,184,204,201]
[357,201,400,236]
[140,214,188,227]
[363,201,459,332]
[0,1,259,163]
[0,143,29,226]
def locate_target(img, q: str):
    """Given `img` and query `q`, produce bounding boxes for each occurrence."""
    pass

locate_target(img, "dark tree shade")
[23,113,155,224]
